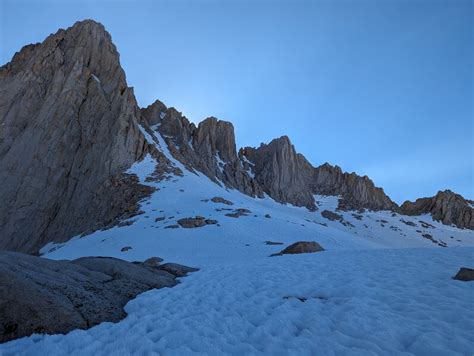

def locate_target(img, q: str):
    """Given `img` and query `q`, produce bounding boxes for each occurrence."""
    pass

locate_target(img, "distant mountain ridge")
[0,19,472,254]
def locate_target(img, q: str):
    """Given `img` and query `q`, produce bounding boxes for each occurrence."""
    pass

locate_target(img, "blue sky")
[1,0,472,203]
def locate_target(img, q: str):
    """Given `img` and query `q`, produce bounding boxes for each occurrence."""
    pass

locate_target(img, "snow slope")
[2,129,473,355]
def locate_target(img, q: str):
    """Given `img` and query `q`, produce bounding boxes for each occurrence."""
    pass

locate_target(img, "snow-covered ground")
[2,129,473,355]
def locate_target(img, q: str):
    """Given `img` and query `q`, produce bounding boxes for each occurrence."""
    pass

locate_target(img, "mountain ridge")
[0,19,472,254]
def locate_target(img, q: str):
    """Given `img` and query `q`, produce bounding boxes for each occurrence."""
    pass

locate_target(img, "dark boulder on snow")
[321,210,343,221]
[210,197,234,205]
[270,241,325,256]
[177,216,218,228]
[452,267,474,282]
[225,208,252,218]
[0,251,197,343]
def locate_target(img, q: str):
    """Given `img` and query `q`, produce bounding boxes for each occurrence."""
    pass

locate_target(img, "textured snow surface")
[4,130,473,355]
[2,248,473,355]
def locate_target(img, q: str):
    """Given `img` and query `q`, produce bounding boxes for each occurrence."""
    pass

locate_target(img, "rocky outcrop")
[142,102,263,197]
[1,19,470,255]
[0,20,171,253]
[0,251,197,343]
[240,136,396,212]
[400,190,474,230]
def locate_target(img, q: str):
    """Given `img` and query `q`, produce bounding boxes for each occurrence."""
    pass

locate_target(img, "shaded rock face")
[400,190,474,230]
[0,251,197,343]
[240,137,395,212]
[312,163,397,211]
[0,20,161,253]
[240,136,317,209]
[142,102,263,198]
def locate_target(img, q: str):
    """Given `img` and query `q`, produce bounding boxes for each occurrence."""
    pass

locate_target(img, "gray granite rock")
[0,20,163,253]
[0,251,197,343]
[142,104,263,198]
[240,136,396,212]
[177,216,217,228]
[271,241,325,256]
[400,190,473,230]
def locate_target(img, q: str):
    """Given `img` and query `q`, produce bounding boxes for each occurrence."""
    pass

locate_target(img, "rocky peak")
[193,117,237,163]
[312,163,397,211]
[400,190,473,229]
[0,20,157,253]
[241,136,396,212]
[142,108,262,197]
[141,99,167,126]
[240,136,316,209]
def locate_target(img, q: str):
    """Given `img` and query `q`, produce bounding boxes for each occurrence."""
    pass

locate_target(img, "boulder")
[452,267,474,281]
[210,197,234,205]
[0,252,197,343]
[225,208,251,218]
[177,217,218,228]
[321,210,343,221]
[271,241,324,256]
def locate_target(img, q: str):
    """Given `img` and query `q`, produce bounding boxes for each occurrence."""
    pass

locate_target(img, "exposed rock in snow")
[0,251,196,343]
[401,190,474,230]
[210,196,234,205]
[177,216,218,228]
[271,241,325,256]
[225,208,252,218]
[321,210,344,221]
[452,267,474,281]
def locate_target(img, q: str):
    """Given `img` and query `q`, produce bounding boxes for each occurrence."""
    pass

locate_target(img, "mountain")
[401,190,474,229]
[0,20,177,253]
[0,20,472,255]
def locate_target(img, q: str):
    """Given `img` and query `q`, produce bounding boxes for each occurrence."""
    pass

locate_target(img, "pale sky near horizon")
[1,0,473,203]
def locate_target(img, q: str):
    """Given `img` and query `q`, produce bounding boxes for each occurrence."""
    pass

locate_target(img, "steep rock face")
[142,102,263,197]
[240,137,396,211]
[400,190,474,230]
[240,136,316,209]
[0,20,155,253]
[312,163,397,211]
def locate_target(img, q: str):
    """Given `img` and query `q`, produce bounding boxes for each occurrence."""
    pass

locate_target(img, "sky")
[1,0,472,203]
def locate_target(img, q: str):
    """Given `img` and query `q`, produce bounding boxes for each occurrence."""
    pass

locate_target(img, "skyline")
[1,0,472,204]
